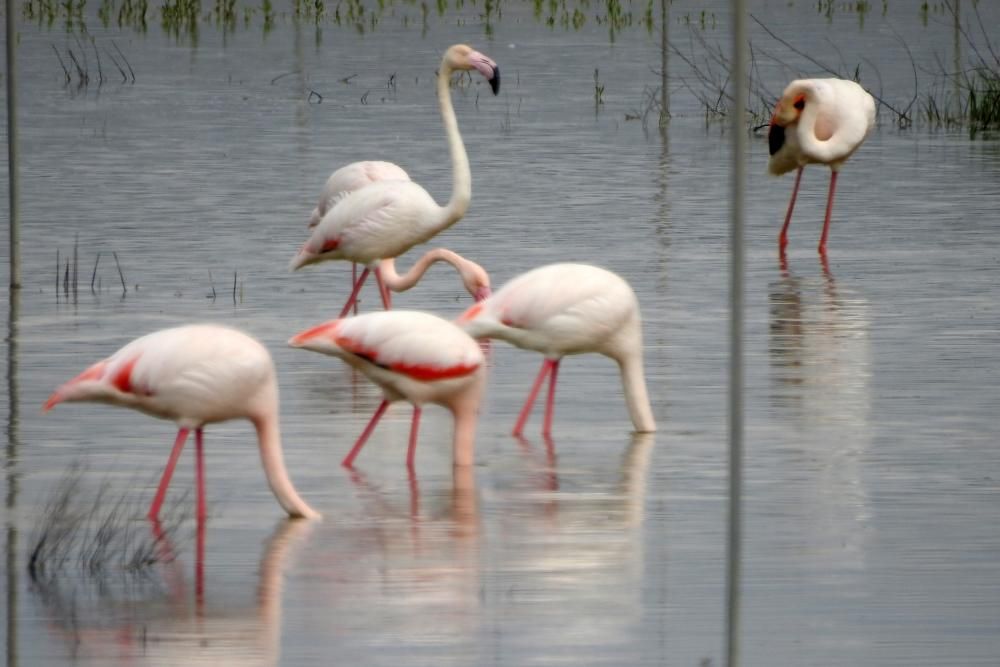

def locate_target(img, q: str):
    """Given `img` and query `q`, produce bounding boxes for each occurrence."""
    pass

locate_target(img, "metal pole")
[726,0,747,665]
[6,0,21,289]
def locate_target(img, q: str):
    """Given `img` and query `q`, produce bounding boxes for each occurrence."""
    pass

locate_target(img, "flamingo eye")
[793,98,805,110]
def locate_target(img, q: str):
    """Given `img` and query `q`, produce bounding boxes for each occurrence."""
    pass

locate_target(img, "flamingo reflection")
[33,518,315,666]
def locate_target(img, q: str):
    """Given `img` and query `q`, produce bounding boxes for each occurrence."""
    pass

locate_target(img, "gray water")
[3,0,1000,665]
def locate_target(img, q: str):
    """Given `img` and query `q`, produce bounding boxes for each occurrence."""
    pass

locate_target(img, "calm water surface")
[3,1,1000,665]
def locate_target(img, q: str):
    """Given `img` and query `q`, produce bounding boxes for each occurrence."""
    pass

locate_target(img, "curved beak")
[488,67,500,95]
[768,123,785,156]
[473,285,492,302]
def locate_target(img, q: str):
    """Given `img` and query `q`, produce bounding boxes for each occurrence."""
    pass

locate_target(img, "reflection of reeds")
[28,466,190,586]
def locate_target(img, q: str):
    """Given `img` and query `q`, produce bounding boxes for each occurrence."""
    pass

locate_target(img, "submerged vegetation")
[19,0,1000,134]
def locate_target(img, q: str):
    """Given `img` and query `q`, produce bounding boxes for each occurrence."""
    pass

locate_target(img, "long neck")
[436,60,472,227]
[796,103,842,166]
[618,352,656,433]
[254,410,320,519]
[378,248,466,294]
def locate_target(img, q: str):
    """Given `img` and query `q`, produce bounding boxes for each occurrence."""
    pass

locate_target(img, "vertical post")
[726,0,747,666]
[6,0,20,289]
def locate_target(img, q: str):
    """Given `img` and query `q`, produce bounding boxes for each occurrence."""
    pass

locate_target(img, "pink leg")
[351,263,358,315]
[148,427,190,520]
[339,267,371,318]
[342,399,389,468]
[374,266,392,310]
[541,359,561,436]
[195,428,206,524]
[513,359,555,437]
[818,170,839,256]
[406,406,422,469]
[778,166,804,254]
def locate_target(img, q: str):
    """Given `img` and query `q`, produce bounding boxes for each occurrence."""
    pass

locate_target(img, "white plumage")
[457,263,656,436]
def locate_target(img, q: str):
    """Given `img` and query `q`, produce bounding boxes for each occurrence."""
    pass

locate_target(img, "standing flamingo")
[43,325,320,521]
[768,78,875,255]
[456,263,656,437]
[289,311,485,468]
[306,161,411,312]
[290,44,500,317]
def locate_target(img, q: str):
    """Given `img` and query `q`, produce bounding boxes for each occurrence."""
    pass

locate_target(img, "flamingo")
[289,310,486,469]
[456,263,656,437]
[43,324,320,521]
[290,44,500,317]
[767,78,876,255]
[306,161,411,313]
[375,247,492,309]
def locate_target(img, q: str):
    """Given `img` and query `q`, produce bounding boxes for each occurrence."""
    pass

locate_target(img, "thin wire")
[726,0,747,665]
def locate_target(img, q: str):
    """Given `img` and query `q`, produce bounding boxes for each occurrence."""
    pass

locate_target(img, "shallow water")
[3,1,1000,665]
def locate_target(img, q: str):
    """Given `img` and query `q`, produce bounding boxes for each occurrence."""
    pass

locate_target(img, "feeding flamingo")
[768,78,875,255]
[306,161,411,312]
[289,311,486,468]
[456,263,656,437]
[290,44,500,317]
[43,325,320,521]
[374,247,492,309]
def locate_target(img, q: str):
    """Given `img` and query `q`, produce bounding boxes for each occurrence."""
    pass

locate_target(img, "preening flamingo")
[289,311,486,468]
[306,161,411,312]
[290,44,500,317]
[456,263,656,437]
[768,78,875,255]
[43,325,320,521]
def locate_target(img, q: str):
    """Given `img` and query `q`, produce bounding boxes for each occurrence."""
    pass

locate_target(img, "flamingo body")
[307,161,410,229]
[290,311,485,467]
[767,78,876,255]
[44,325,319,520]
[457,263,656,435]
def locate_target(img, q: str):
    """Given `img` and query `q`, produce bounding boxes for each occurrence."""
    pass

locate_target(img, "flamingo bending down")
[768,78,875,256]
[289,311,485,468]
[306,161,411,312]
[290,44,500,316]
[375,247,492,309]
[456,263,656,437]
[43,325,320,521]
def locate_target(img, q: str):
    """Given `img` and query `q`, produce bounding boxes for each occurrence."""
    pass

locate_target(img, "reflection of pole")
[6,0,21,288]
[726,0,746,665]
[660,0,669,122]
[6,287,21,667]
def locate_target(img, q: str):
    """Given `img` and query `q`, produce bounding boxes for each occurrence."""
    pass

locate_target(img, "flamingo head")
[288,320,342,355]
[456,259,492,302]
[444,44,500,95]
[768,81,809,156]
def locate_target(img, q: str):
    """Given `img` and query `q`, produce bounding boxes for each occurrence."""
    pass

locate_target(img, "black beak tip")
[489,69,500,95]
[768,123,785,156]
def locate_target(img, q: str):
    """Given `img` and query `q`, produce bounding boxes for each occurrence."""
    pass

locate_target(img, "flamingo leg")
[195,428,206,524]
[351,263,358,315]
[513,359,555,437]
[818,170,839,256]
[374,266,392,310]
[339,267,371,318]
[342,399,389,468]
[406,406,422,469]
[148,427,190,520]
[541,359,561,436]
[778,166,804,254]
